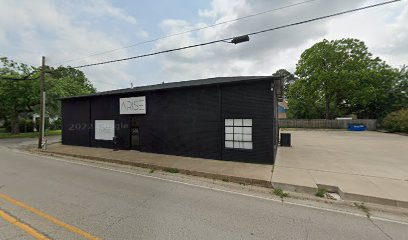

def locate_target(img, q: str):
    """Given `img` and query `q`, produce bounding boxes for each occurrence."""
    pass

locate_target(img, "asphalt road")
[0,146,407,239]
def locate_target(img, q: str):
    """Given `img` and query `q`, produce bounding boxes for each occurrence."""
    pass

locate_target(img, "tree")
[290,38,399,119]
[0,57,96,134]
[272,69,298,97]
[384,65,408,114]
[45,66,96,118]
[0,57,38,134]
[286,78,323,119]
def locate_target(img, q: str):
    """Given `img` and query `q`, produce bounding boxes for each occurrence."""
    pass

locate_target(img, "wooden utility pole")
[38,56,46,149]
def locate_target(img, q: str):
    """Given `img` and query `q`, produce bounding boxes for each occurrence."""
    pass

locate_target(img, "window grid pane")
[243,119,252,126]
[225,133,233,141]
[234,119,243,126]
[225,126,233,134]
[225,119,233,126]
[243,134,252,142]
[225,141,233,148]
[234,133,243,141]
[234,126,243,133]
[243,127,252,134]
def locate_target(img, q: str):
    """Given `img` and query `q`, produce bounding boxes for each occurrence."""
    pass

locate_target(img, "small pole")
[38,56,45,149]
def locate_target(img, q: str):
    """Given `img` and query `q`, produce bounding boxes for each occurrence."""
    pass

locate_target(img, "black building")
[61,76,283,164]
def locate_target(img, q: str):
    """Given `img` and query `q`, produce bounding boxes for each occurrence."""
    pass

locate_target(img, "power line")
[50,0,319,66]
[0,70,40,81]
[73,0,401,69]
[0,76,40,81]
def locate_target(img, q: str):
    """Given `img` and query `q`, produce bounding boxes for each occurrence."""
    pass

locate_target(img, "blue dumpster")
[347,123,367,131]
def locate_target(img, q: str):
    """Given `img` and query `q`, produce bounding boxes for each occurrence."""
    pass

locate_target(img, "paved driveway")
[0,135,61,149]
[272,130,408,207]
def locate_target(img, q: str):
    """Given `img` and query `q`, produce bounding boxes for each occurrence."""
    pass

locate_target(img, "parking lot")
[272,130,408,207]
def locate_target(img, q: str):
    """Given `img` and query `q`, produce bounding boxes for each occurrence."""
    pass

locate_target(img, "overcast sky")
[1,0,406,91]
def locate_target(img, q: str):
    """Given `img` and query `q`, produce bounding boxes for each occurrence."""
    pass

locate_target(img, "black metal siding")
[61,98,91,146]
[139,86,220,159]
[220,81,275,163]
[89,95,127,149]
[61,79,277,163]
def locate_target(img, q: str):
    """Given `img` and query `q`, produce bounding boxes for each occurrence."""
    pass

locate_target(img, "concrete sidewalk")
[272,130,408,208]
[40,143,273,186]
[35,130,408,208]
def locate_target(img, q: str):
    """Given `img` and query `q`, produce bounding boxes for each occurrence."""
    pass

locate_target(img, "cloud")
[0,0,144,91]
[1,0,406,92]
[324,0,408,68]
[154,0,406,82]
[78,0,138,25]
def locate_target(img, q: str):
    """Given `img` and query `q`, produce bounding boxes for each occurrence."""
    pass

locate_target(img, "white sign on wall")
[120,96,146,114]
[95,120,115,140]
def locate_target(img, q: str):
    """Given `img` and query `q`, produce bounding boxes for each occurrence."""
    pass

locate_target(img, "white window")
[95,120,115,140]
[225,118,253,150]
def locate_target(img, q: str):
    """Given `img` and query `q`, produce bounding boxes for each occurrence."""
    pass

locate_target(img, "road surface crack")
[368,219,393,240]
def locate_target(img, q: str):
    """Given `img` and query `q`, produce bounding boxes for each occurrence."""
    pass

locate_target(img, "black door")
[131,127,140,150]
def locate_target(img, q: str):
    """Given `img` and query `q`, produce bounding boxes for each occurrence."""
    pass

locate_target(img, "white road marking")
[14,149,408,226]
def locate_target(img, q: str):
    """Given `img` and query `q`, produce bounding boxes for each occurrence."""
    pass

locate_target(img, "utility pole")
[38,56,46,149]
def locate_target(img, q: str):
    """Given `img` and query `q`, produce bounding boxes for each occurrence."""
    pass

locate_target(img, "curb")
[31,149,408,209]
[272,181,408,209]
[33,149,272,188]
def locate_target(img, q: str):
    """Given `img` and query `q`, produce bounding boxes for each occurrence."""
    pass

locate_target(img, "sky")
[1,0,407,91]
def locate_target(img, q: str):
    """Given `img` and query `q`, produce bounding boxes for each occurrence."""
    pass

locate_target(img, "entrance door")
[131,127,140,150]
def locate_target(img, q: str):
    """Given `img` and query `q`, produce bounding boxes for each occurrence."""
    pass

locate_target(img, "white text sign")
[120,96,146,114]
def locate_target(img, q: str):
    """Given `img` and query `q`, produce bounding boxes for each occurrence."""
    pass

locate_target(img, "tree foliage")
[382,108,408,133]
[288,38,402,119]
[0,57,96,134]
[272,69,298,97]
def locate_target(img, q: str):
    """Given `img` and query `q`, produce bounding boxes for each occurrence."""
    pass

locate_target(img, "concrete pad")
[271,166,316,194]
[365,177,408,208]
[310,170,398,205]
[273,129,408,207]
[42,144,273,186]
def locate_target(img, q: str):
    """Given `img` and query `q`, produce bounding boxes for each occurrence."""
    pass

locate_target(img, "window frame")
[224,118,253,150]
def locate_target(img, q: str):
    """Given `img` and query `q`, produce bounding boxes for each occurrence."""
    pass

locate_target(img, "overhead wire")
[72,0,401,69]
[0,69,40,81]
[49,0,319,66]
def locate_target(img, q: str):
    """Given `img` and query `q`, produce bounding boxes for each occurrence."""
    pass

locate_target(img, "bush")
[49,118,62,130]
[34,117,50,131]
[19,119,34,133]
[4,119,34,133]
[3,120,11,132]
[382,108,408,133]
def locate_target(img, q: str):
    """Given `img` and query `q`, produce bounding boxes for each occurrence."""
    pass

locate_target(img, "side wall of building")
[61,98,91,146]
[220,81,276,163]
[62,80,278,163]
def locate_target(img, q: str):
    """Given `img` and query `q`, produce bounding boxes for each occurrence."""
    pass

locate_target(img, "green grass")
[0,130,61,139]
[354,202,370,218]
[273,188,289,199]
[315,188,327,198]
[163,168,179,173]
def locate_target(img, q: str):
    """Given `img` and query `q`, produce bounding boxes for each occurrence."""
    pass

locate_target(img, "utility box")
[280,133,291,147]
